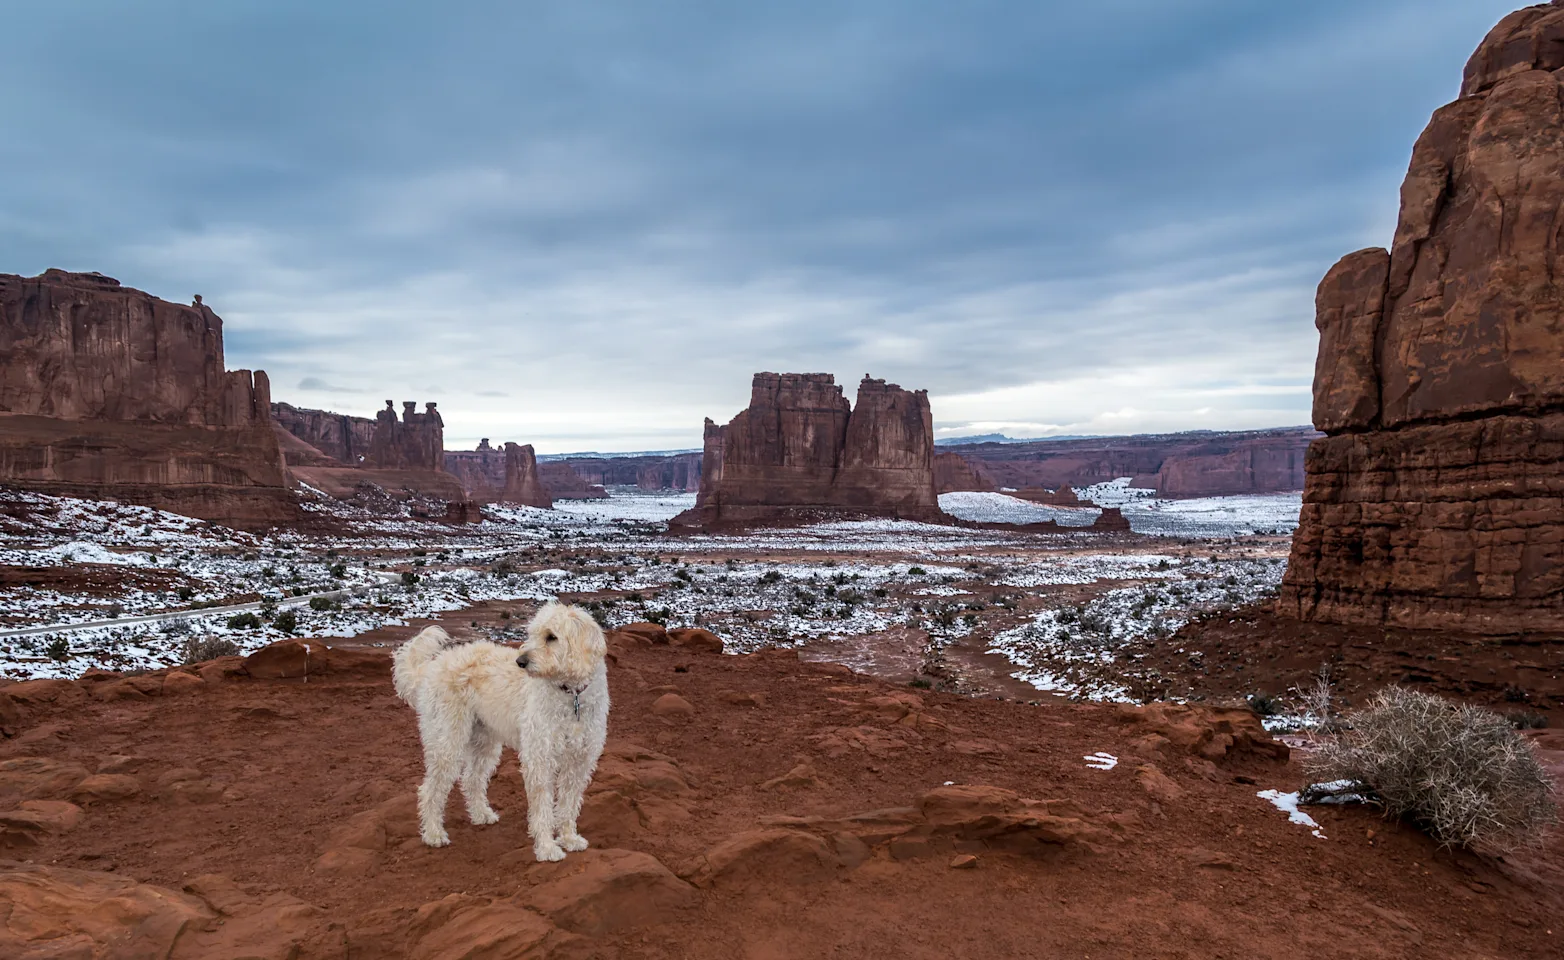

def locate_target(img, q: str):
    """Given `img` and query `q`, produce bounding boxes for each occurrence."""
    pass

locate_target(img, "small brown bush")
[1304,687,1557,852]
[183,635,242,664]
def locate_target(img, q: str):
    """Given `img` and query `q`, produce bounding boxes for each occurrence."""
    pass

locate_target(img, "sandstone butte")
[556,452,703,493]
[1280,1,1564,634]
[537,460,609,500]
[671,373,944,529]
[272,399,467,504]
[0,270,298,530]
[443,439,553,508]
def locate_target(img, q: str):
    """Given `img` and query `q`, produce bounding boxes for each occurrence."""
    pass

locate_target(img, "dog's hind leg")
[460,725,503,826]
[519,747,566,862]
[416,712,467,847]
[553,757,594,852]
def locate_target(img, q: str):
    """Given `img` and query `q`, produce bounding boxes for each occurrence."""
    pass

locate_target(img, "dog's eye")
[545,633,557,644]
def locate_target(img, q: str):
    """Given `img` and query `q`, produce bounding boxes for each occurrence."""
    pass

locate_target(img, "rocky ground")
[1,628,1560,959]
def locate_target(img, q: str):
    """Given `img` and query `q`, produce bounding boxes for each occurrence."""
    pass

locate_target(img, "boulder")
[1115,703,1289,764]
[667,627,723,653]
[162,671,207,695]
[525,849,695,935]
[69,773,142,804]
[243,638,328,680]
[1280,4,1564,633]
[692,829,840,889]
[0,757,90,805]
[650,694,695,720]
[408,894,584,960]
[612,622,669,646]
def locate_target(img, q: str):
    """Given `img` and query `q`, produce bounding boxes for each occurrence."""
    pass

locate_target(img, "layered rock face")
[270,402,375,465]
[674,373,942,528]
[272,399,465,503]
[444,439,552,507]
[539,462,608,500]
[1280,3,1564,634]
[938,428,1314,497]
[559,453,703,492]
[0,270,296,529]
[933,452,996,493]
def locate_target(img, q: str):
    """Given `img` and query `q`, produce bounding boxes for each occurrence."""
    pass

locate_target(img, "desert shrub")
[274,610,298,634]
[45,637,70,661]
[329,563,347,579]
[184,635,241,663]
[1304,687,1557,852]
[401,571,419,588]
[1247,693,1281,717]
[226,612,262,630]
[308,596,336,612]
[176,586,195,602]
[1508,710,1549,730]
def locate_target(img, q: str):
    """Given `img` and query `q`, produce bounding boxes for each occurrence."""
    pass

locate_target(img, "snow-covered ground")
[1,485,1296,693]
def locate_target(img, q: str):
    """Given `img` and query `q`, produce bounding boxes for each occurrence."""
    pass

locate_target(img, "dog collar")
[559,682,589,720]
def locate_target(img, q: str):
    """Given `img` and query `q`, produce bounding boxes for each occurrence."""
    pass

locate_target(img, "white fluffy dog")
[392,601,609,861]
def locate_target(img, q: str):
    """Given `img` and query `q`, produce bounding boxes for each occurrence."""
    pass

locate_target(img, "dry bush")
[1304,686,1558,852]
[182,635,241,664]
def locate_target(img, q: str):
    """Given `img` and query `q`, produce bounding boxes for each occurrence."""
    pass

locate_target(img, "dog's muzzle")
[515,654,529,670]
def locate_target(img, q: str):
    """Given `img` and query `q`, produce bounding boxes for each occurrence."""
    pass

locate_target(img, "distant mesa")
[0,269,298,530]
[933,428,1316,498]
[670,372,944,530]
[1280,2,1564,634]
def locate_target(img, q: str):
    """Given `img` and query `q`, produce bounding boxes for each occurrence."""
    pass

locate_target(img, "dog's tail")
[392,625,451,703]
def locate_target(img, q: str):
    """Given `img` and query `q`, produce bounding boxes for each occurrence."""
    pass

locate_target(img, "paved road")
[0,571,403,639]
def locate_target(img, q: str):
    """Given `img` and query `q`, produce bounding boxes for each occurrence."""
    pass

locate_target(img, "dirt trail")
[0,626,1559,959]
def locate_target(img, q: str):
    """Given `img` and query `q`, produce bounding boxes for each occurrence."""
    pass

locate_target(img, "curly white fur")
[392,601,609,861]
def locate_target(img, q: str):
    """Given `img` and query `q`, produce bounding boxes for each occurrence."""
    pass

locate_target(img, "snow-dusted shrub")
[183,636,241,664]
[1305,687,1557,851]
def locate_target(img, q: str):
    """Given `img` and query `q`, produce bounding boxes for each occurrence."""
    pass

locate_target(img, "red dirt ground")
[1,611,1560,959]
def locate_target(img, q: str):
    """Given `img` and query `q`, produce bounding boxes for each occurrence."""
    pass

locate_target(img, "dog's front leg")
[554,759,594,852]
[521,750,566,862]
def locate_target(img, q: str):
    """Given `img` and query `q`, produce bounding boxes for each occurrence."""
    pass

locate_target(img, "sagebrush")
[1304,686,1557,852]
[183,636,241,664]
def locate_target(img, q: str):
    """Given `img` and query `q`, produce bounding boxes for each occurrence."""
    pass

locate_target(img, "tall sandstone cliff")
[444,440,552,508]
[1280,3,1564,634]
[271,399,465,502]
[674,373,941,528]
[0,270,296,529]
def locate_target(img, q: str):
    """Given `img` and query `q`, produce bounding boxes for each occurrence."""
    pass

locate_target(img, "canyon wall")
[938,428,1315,497]
[538,462,608,500]
[444,440,552,507]
[673,373,942,528]
[1279,2,1564,634]
[0,270,297,529]
[556,453,703,492]
[272,399,465,503]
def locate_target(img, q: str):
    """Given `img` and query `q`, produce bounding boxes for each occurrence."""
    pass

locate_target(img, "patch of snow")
[1258,789,1328,839]
[1084,752,1118,771]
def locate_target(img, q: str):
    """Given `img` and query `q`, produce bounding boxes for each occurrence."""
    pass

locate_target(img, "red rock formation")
[556,453,703,492]
[272,399,465,504]
[940,428,1314,497]
[539,462,608,500]
[933,452,996,493]
[445,440,553,508]
[270,402,375,465]
[1013,486,1082,507]
[673,373,942,528]
[1280,3,1564,634]
[0,270,297,529]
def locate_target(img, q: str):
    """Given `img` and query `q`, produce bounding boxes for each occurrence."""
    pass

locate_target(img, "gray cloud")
[297,376,359,394]
[0,1,1523,451]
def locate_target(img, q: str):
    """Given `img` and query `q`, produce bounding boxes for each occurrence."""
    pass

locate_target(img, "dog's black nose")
[516,654,529,670]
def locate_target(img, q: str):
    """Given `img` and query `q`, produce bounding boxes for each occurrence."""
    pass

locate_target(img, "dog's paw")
[470,808,500,826]
[534,842,567,862]
[422,830,451,848]
[559,833,589,852]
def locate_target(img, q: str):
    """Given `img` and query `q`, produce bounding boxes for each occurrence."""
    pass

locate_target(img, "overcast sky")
[0,1,1519,452]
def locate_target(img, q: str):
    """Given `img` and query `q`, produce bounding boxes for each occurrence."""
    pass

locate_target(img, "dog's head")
[515,601,606,685]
